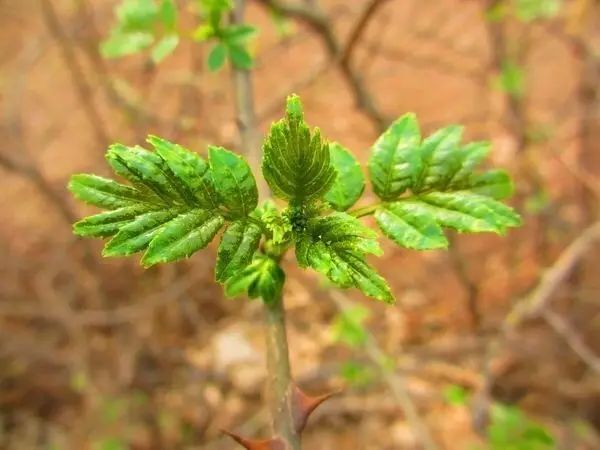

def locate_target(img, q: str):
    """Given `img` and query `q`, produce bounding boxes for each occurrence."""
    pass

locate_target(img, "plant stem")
[229,2,299,447]
[264,296,302,449]
[230,0,265,196]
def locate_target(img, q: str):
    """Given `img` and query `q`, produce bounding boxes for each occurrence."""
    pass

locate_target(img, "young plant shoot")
[69,94,521,449]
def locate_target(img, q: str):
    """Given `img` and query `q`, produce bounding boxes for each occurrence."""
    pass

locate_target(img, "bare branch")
[39,0,111,147]
[542,309,600,373]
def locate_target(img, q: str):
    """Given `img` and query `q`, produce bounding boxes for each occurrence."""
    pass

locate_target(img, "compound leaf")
[216,221,262,282]
[375,202,448,250]
[225,253,285,303]
[209,146,258,218]
[70,136,230,266]
[262,94,336,204]
[324,143,365,211]
[368,113,421,200]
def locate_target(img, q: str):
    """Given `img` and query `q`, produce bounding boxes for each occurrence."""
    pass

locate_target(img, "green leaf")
[222,24,257,44]
[515,0,561,22]
[495,60,525,99]
[106,143,183,203]
[225,253,285,303]
[216,221,262,282]
[443,385,470,406]
[151,34,179,63]
[331,305,370,347]
[228,44,254,70]
[375,202,448,250]
[296,213,393,303]
[101,31,154,58]
[209,146,258,218]
[71,136,230,266]
[467,170,514,200]
[74,205,157,237]
[147,135,219,208]
[158,0,177,30]
[262,94,336,204]
[142,209,224,266]
[324,143,365,211]
[415,192,522,234]
[207,43,227,71]
[69,174,156,210]
[368,113,421,200]
[116,0,159,31]
[257,201,292,244]
[415,124,463,192]
[103,208,183,256]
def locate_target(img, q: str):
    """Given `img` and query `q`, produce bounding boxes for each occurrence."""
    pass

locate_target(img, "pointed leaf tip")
[286,93,303,120]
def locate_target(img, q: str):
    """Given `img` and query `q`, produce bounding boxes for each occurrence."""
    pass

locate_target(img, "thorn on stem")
[291,383,339,433]
[222,430,286,450]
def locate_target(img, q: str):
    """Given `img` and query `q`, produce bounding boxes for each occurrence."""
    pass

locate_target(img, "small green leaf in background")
[207,43,228,71]
[340,361,376,388]
[95,438,128,450]
[514,0,562,21]
[101,32,154,58]
[443,384,469,406]
[225,254,285,303]
[495,60,525,99]
[262,94,336,204]
[368,113,421,200]
[331,306,370,347]
[151,34,179,63]
[222,24,257,44]
[158,0,177,30]
[487,404,555,450]
[209,146,258,218]
[228,44,254,70]
[325,143,365,211]
[117,0,159,31]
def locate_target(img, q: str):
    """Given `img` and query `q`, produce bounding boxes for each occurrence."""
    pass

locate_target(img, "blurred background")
[1,0,599,449]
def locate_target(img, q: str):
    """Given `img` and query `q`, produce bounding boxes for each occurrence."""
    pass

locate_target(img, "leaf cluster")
[70,94,521,304]
[101,0,180,63]
[193,0,257,71]
[101,0,257,70]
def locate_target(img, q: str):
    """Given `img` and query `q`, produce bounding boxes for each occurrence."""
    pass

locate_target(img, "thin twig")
[329,291,440,450]
[258,0,389,131]
[340,0,391,67]
[39,0,111,147]
[542,309,600,374]
[504,221,600,330]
